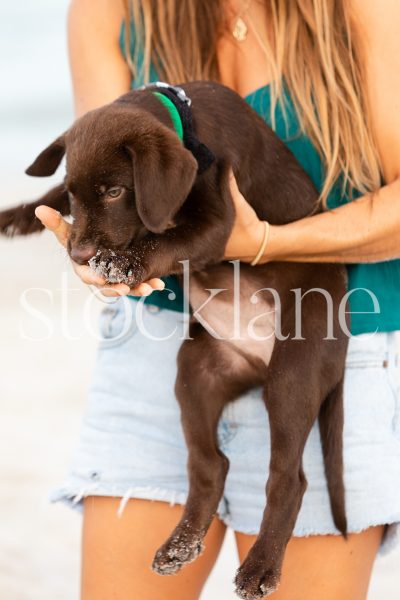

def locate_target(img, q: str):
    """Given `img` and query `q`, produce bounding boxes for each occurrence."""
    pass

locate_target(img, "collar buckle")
[139,81,192,106]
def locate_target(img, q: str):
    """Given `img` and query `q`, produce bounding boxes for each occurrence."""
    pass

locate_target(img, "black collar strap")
[139,82,215,175]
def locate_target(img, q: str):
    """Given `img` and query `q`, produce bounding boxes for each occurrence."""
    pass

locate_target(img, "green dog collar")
[152,91,184,142]
[142,81,215,174]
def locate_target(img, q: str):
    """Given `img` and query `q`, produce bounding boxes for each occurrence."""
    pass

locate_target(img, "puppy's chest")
[189,269,276,366]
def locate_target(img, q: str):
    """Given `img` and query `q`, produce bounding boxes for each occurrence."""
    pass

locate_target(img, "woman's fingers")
[228,170,260,227]
[128,279,163,296]
[73,262,108,286]
[35,205,71,248]
[79,268,166,297]
[229,169,241,197]
[96,284,132,298]
[146,278,165,290]
[90,280,165,298]
[99,278,166,298]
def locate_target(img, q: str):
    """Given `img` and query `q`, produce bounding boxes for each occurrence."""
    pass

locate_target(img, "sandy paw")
[89,249,143,285]
[152,530,205,575]
[234,562,280,599]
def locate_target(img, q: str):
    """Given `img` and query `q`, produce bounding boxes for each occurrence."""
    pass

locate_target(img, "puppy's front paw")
[89,249,145,286]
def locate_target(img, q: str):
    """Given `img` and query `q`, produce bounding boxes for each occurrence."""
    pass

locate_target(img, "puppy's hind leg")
[152,333,229,575]
[234,336,345,599]
[152,327,261,576]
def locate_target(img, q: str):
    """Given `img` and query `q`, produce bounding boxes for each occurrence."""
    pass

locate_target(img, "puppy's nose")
[70,244,97,264]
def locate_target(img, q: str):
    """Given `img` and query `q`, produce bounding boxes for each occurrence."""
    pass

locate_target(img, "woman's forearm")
[261,178,400,264]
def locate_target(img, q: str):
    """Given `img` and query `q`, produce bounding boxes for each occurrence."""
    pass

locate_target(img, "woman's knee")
[81,496,226,600]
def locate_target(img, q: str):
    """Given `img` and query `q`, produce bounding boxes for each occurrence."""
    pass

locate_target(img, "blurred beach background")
[0,1,399,598]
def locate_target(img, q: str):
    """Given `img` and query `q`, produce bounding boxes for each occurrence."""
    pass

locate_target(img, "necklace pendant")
[233,17,248,42]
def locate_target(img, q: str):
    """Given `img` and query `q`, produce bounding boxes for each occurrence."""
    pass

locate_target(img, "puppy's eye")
[106,187,123,199]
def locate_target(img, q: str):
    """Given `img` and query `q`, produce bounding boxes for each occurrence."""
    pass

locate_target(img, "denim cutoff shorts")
[51,297,400,553]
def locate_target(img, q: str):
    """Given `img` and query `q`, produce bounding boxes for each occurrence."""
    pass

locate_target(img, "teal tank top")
[120,23,400,335]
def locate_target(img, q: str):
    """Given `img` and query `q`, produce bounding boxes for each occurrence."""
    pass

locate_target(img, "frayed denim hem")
[50,484,189,517]
[51,484,399,556]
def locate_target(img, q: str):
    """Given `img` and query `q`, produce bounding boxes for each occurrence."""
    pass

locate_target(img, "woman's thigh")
[81,496,226,600]
[235,526,384,600]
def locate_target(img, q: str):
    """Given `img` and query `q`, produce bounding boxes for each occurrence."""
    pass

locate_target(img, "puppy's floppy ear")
[25,135,66,177]
[127,131,198,233]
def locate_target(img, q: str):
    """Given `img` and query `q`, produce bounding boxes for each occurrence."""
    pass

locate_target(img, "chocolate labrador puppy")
[0,81,348,599]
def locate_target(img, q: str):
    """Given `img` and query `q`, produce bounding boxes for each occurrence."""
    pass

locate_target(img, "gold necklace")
[232,0,252,42]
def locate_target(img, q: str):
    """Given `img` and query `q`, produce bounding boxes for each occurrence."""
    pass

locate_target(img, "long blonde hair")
[122,0,381,203]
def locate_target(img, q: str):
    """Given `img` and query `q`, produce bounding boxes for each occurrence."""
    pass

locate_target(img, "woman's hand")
[225,173,400,265]
[35,205,165,298]
[224,171,269,263]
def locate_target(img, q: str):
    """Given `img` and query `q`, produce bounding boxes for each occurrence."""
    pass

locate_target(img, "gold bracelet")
[250,221,270,266]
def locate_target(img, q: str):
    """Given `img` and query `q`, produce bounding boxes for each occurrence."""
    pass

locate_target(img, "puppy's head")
[26,104,198,264]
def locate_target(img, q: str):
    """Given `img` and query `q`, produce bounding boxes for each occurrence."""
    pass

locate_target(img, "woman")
[38,1,400,598]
